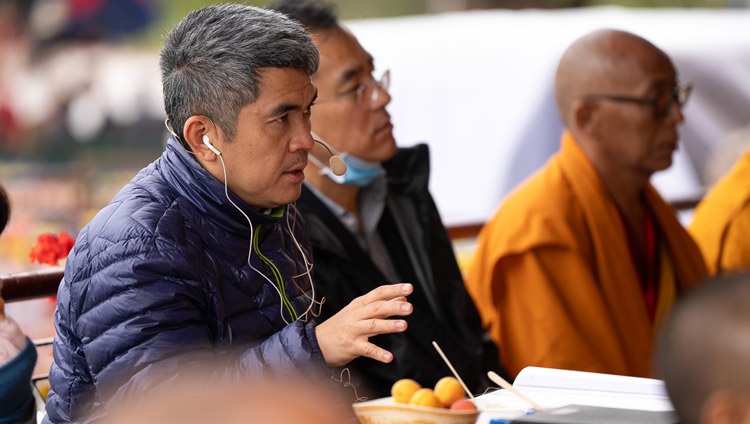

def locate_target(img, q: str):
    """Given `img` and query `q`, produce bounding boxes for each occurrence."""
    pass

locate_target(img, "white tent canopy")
[346,6,750,226]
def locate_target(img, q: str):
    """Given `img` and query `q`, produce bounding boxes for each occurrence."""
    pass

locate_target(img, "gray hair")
[160,3,319,144]
[266,0,339,31]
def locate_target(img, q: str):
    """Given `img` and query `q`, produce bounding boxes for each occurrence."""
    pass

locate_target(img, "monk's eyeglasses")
[585,81,692,119]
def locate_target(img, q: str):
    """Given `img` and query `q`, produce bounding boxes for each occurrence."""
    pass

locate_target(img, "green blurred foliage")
[133,0,742,48]
[135,0,429,47]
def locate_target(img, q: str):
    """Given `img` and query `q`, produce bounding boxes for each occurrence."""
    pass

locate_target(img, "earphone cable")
[216,153,296,324]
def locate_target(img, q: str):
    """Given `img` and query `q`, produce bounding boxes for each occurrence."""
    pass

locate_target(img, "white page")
[474,367,675,424]
[514,367,669,397]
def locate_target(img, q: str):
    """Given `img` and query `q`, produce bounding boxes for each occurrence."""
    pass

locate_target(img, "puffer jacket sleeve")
[45,225,329,424]
[44,225,218,424]
[238,319,328,378]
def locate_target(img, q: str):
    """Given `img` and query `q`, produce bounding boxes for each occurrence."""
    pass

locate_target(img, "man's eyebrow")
[337,56,375,87]
[268,91,318,117]
[268,103,299,117]
[338,67,360,86]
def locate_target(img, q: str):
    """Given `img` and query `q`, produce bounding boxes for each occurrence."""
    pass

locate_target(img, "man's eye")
[655,91,672,109]
[275,114,289,123]
[344,84,366,96]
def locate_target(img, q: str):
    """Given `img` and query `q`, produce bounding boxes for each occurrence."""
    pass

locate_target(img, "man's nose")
[291,126,315,152]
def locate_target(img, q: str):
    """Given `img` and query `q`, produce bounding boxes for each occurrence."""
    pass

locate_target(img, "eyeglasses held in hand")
[584,81,692,119]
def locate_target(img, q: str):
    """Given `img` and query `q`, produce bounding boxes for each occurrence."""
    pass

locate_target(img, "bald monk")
[465,29,708,379]
[657,271,750,424]
[689,148,750,275]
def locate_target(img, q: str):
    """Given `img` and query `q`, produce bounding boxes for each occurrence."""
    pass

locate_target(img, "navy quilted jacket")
[43,137,327,424]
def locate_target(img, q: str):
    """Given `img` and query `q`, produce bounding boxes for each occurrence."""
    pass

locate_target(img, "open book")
[474,367,675,424]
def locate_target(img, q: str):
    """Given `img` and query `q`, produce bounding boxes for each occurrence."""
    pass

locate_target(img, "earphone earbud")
[202,134,221,156]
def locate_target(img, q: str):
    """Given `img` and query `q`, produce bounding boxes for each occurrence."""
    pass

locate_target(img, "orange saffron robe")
[689,148,750,274]
[465,132,708,379]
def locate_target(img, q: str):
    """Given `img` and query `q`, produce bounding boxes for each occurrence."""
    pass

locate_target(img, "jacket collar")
[383,144,430,194]
[160,136,283,235]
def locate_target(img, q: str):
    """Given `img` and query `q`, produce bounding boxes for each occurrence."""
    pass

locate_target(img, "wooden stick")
[487,371,546,411]
[431,340,474,399]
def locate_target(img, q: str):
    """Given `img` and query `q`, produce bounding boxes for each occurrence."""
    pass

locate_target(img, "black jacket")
[297,144,508,399]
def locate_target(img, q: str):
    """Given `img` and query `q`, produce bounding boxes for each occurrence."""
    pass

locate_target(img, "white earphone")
[202,134,221,156]
[203,130,319,325]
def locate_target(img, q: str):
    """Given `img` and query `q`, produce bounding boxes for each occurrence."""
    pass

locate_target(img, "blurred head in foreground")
[99,369,353,424]
[657,271,750,424]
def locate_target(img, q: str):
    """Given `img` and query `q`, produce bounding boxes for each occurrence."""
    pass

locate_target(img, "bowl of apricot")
[352,377,480,424]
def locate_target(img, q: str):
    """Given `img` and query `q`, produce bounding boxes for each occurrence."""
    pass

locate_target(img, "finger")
[360,317,408,338]
[368,343,393,364]
[357,340,397,364]
[366,297,413,320]
[356,283,413,307]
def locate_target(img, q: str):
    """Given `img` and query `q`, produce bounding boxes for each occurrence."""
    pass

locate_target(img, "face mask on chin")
[309,152,385,187]
[308,132,386,187]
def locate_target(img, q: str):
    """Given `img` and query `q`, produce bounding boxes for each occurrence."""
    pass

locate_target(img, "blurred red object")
[29,231,75,266]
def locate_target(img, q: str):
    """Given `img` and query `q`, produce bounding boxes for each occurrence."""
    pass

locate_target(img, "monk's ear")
[570,98,598,136]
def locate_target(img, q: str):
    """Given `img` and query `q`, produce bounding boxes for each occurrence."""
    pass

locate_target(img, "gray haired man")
[44,5,413,423]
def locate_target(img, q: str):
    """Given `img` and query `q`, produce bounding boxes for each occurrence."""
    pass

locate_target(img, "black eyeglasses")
[585,82,692,119]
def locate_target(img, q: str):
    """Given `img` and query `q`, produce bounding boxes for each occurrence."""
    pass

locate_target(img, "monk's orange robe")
[465,132,707,379]
[689,148,750,274]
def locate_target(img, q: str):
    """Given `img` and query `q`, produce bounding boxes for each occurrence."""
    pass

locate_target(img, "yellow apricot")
[434,376,466,407]
[391,378,421,404]
[409,388,443,408]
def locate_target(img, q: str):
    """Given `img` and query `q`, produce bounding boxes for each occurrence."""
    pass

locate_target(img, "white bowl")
[352,396,479,424]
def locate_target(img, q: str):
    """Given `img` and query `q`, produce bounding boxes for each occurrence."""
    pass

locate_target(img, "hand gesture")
[315,283,413,367]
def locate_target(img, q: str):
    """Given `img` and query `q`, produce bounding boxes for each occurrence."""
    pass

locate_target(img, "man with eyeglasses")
[267,0,507,399]
[465,29,708,379]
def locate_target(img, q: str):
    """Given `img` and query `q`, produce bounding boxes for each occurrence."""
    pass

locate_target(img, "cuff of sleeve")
[305,321,333,377]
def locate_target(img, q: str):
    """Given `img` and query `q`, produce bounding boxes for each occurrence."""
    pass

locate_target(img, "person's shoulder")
[66,167,193,283]
[696,152,750,218]
[88,175,180,242]
[481,160,583,253]
[494,159,577,222]
[384,144,431,184]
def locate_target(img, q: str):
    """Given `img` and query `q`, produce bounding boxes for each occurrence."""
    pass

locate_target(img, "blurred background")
[1,0,749,373]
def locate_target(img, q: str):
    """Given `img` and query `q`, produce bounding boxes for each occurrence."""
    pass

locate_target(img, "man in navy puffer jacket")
[44,5,414,423]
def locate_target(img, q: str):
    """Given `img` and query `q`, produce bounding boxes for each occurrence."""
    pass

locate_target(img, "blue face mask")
[310,152,385,187]
[336,153,385,186]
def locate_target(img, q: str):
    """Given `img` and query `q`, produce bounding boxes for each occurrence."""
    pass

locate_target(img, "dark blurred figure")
[657,271,750,424]
[101,369,353,424]
[0,184,39,424]
[28,0,158,44]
